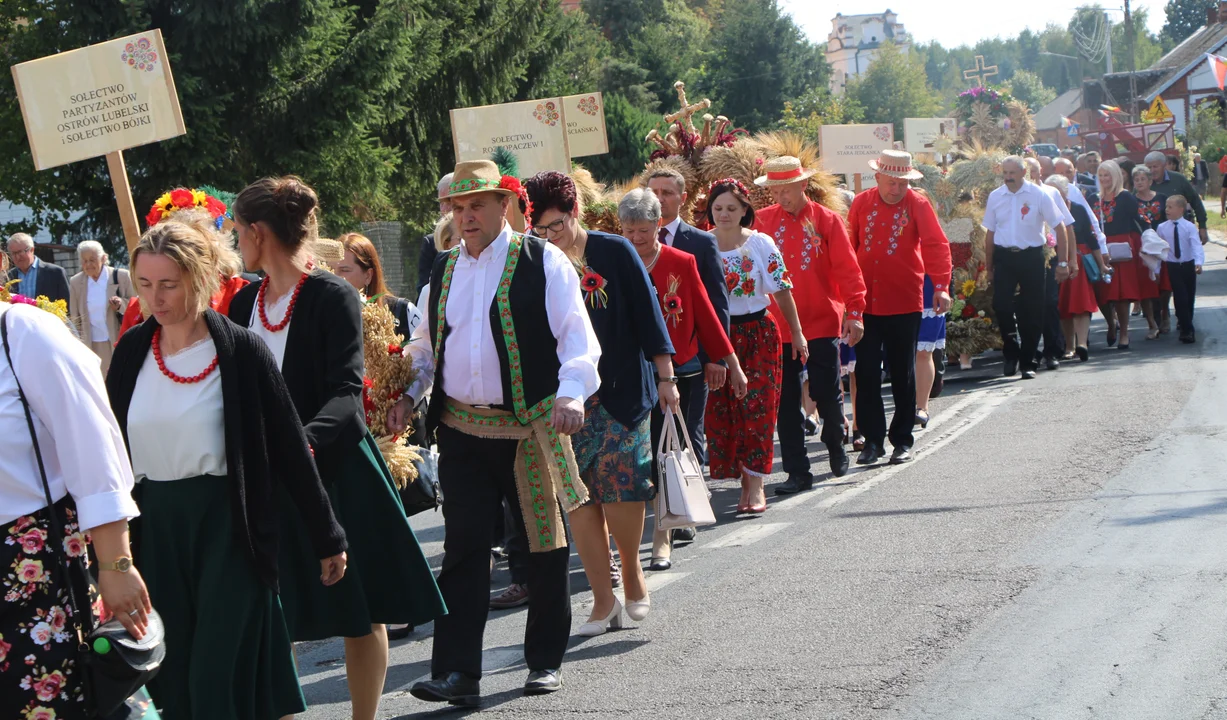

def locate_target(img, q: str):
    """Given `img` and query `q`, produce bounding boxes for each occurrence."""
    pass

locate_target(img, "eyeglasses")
[531,219,567,237]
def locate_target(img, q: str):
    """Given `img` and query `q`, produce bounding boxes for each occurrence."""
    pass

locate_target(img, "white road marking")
[702,522,791,549]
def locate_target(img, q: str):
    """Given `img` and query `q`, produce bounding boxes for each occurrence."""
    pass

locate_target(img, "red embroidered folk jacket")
[648,245,734,367]
[847,189,953,316]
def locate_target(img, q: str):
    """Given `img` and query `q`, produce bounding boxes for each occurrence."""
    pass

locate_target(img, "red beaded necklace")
[152,327,219,384]
[257,273,308,332]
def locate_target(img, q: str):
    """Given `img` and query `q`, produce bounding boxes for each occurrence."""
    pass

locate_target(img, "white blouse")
[719,231,793,316]
[0,304,139,530]
[247,287,293,369]
[128,338,227,482]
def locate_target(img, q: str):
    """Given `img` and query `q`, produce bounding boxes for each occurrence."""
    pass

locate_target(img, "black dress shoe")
[647,556,672,571]
[1021,369,1037,379]
[774,474,814,495]
[1003,358,1019,377]
[1181,332,1196,344]
[410,673,480,707]
[1045,357,1060,371]
[387,624,414,641]
[856,443,885,465]
[672,527,696,544]
[829,448,849,478]
[889,446,913,464]
[524,669,563,696]
[803,416,818,436]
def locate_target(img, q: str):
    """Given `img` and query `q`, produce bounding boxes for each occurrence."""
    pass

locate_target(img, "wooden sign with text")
[562,93,608,157]
[450,98,571,177]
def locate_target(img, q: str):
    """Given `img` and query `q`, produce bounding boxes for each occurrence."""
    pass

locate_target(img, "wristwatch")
[99,557,133,573]
[660,375,679,384]
[1057,261,1069,268]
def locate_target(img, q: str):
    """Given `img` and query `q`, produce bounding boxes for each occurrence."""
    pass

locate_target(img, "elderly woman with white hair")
[1047,175,1109,360]
[68,240,135,373]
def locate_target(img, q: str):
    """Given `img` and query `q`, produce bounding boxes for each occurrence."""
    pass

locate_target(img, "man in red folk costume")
[846,150,952,466]
[754,156,866,494]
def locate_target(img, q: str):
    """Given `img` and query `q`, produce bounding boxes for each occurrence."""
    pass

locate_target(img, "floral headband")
[146,187,230,230]
[709,177,751,198]
[498,176,534,223]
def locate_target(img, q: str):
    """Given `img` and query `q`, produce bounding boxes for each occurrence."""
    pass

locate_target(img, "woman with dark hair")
[524,171,677,636]
[335,232,423,337]
[705,178,805,514]
[227,176,444,720]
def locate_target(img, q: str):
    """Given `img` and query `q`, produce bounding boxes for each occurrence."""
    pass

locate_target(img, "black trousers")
[432,425,571,678]
[855,313,922,449]
[777,338,844,480]
[1167,261,1198,334]
[1040,260,1064,360]
[677,373,709,465]
[992,246,1046,371]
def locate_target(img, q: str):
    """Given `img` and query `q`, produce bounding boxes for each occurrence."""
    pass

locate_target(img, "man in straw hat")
[394,159,601,705]
[754,156,866,493]
[847,150,952,465]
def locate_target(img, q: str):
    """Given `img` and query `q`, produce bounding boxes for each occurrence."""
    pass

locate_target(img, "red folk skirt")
[1100,232,1159,302]
[1060,248,1101,318]
[705,310,782,480]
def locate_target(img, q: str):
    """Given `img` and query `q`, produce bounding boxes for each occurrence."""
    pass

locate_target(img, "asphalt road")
[298,252,1227,719]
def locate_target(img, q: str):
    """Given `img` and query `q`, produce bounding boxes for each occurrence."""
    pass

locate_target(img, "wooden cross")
[664,81,711,135]
[963,55,999,86]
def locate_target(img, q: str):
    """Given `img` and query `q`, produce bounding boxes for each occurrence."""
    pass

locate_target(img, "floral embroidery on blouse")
[1138,197,1162,226]
[722,244,793,298]
[1098,198,1115,226]
[863,199,910,257]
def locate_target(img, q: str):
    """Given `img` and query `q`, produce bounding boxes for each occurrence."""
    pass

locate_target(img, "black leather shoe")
[1181,332,1196,344]
[1004,358,1019,377]
[774,474,813,495]
[647,556,672,571]
[1021,369,1037,379]
[829,448,849,478]
[524,669,563,696]
[889,446,913,464]
[856,443,886,465]
[1045,357,1060,371]
[387,624,414,641]
[672,527,696,544]
[410,672,480,707]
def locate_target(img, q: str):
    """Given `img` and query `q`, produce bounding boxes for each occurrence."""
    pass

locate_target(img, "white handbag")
[1106,242,1133,262]
[654,407,716,532]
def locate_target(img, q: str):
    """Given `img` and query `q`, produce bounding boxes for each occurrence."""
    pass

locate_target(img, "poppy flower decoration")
[725,271,740,291]
[663,274,684,327]
[1020,203,1030,220]
[581,266,609,309]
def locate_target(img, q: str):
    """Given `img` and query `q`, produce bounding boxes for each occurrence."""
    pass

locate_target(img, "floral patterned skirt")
[705,313,783,480]
[0,498,95,720]
[571,395,655,504]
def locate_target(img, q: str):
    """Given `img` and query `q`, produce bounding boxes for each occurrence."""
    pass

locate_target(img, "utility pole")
[1124,0,1137,123]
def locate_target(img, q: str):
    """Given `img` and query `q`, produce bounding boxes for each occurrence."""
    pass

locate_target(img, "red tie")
[658,227,669,246]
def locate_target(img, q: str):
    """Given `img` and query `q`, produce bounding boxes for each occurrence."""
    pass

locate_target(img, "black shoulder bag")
[1,308,165,718]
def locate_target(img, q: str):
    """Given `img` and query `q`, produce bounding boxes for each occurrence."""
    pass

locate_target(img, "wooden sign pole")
[105,151,141,258]
[854,173,863,193]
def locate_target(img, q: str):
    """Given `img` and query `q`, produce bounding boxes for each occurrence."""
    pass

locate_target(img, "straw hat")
[447,160,517,200]
[754,156,817,187]
[868,149,923,180]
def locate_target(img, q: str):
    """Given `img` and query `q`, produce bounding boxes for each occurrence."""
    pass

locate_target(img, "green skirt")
[277,432,446,641]
[140,475,304,720]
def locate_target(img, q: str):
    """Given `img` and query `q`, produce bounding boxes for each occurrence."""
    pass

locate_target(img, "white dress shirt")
[86,270,110,341]
[661,216,682,247]
[247,287,293,369]
[1157,218,1206,266]
[128,339,227,482]
[983,182,1068,249]
[1067,183,1108,253]
[406,224,601,406]
[0,303,139,530]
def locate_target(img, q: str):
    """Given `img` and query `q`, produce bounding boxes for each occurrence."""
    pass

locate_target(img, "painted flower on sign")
[120,37,159,72]
[874,125,891,142]
[577,96,599,116]
[534,101,560,127]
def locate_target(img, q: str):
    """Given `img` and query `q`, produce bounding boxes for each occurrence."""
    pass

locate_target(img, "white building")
[826,10,911,95]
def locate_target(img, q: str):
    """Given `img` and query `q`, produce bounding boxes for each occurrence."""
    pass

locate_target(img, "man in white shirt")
[983,156,1071,379]
[1156,195,1205,343]
[393,160,600,705]
[1026,157,1074,370]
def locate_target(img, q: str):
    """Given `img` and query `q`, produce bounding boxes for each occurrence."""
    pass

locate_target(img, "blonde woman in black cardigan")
[108,219,349,719]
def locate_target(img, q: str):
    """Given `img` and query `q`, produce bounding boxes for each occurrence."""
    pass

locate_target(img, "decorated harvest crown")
[146,187,232,231]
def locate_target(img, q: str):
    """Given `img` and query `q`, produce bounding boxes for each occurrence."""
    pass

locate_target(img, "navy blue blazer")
[670,221,730,365]
[7,260,69,305]
[583,231,674,427]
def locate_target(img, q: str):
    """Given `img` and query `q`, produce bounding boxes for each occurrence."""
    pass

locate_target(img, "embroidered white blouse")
[719,231,793,316]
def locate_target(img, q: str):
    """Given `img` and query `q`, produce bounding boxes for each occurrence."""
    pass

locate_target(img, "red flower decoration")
[170,188,195,209]
[665,296,682,311]
[581,270,605,292]
[204,196,227,219]
[767,259,779,273]
[962,304,977,318]
[361,376,376,423]
[725,271,739,291]
[742,277,756,295]
[387,342,403,355]
[498,176,523,195]
[581,266,609,309]
[741,256,754,272]
[145,207,164,227]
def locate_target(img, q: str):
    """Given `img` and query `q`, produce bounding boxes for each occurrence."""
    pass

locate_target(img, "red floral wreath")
[709,177,751,198]
[499,175,533,223]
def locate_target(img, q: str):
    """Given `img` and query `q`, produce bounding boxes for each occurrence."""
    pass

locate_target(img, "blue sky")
[783,2,1168,49]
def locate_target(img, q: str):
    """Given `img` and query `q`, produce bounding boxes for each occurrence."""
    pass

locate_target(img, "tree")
[846,42,942,139]
[579,93,659,182]
[702,0,828,131]
[777,88,865,142]
[1004,70,1057,112]
[1162,0,1215,45]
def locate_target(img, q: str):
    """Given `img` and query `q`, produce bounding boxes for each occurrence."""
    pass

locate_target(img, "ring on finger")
[128,609,139,616]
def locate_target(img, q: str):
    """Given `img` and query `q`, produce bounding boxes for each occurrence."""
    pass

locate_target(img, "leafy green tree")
[702,0,828,131]
[579,93,658,182]
[1003,70,1057,111]
[846,42,942,139]
[1162,0,1215,44]
[777,88,865,142]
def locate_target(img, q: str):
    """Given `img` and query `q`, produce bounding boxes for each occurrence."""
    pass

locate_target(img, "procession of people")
[0,138,1210,718]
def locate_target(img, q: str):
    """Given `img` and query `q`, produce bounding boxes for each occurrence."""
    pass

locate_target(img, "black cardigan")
[107,310,347,591]
[228,271,367,478]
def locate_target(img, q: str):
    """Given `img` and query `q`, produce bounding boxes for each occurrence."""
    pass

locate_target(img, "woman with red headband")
[705,179,806,513]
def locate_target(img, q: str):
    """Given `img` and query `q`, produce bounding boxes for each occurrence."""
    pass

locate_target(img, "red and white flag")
[1207,53,1227,90]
